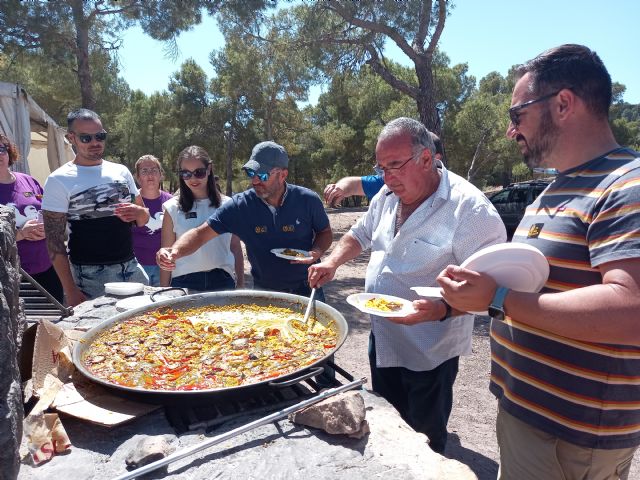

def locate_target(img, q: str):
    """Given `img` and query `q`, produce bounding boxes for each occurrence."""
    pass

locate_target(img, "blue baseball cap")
[243,141,289,174]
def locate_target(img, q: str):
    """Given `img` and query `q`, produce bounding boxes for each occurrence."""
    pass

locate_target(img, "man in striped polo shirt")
[438,44,640,479]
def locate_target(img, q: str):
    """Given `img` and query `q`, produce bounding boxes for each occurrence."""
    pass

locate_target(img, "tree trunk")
[415,60,440,135]
[70,0,96,110]
[225,124,234,197]
[467,131,489,182]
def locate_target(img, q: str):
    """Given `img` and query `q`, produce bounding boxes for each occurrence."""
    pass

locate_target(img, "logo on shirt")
[527,223,544,239]
[282,224,295,232]
[255,225,267,234]
[185,212,197,219]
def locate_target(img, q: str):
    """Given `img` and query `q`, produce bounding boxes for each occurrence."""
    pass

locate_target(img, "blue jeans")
[71,258,149,299]
[141,264,161,287]
[171,269,235,292]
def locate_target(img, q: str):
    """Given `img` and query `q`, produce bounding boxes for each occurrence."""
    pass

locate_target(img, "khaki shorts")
[496,405,637,480]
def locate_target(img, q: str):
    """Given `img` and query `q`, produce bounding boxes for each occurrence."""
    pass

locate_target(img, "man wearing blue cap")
[157,141,333,301]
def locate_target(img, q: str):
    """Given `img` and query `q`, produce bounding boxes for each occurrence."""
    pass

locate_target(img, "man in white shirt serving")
[308,117,506,453]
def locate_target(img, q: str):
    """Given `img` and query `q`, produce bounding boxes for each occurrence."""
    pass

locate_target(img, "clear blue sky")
[118,0,640,104]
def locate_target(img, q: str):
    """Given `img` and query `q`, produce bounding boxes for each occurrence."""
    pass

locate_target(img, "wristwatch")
[438,300,452,322]
[488,287,510,320]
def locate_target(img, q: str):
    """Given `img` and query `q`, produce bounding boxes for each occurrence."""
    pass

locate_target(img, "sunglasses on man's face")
[508,90,562,127]
[179,167,208,180]
[244,168,272,182]
[73,131,108,144]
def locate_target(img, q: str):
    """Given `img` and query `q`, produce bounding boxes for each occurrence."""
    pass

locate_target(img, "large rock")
[0,206,26,480]
[290,391,369,438]
[125,435,173,471]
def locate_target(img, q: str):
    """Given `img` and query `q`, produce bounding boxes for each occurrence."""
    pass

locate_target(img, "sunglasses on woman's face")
[73,131,108,143]
[0,145,8,154]
[179,167,208,180]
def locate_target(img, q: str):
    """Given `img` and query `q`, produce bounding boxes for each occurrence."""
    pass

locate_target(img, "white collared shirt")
[349,162,507,371]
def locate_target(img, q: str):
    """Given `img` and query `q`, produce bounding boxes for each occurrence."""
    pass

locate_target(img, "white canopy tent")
[0,82,74,185]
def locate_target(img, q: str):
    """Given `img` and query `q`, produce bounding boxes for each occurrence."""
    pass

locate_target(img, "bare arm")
[159,208,176,287]
[133,194,150,226]
[17,219,45,242]
[42,210,86,307]
[230,235,245,288]
[157,221,218,271]
[438,257,640,345]
[311,225,333,259]
[323,177,365,207]
[307,232,363,288]
[114,195,149,227]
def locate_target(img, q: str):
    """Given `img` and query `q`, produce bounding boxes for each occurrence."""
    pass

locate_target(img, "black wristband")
[438,300,452,322]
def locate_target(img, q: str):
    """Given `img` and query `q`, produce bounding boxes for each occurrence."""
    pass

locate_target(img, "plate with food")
[346,293,416,317]
[271,247,313,261]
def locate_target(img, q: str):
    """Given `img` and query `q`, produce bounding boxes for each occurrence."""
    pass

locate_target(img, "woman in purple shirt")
[131,155,173,286]
[0,133,63,302]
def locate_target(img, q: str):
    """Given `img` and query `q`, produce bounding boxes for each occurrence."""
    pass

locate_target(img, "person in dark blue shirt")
[157,141,333,300]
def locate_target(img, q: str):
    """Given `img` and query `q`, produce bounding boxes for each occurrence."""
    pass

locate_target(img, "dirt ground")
[315,207,639,480]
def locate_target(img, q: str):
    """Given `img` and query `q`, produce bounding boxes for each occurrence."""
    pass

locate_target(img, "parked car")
[488,180,550,238]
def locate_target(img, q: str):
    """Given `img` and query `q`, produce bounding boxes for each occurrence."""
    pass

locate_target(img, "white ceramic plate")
[346,293,416,318]
[459,242,549,314]
[104,282,144,296]
[271,248,313,261]
[410,286,443,299]
[115,295,154,311]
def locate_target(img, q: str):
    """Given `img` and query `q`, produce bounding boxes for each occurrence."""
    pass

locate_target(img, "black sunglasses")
[0,145,8,154]
[73,131,108,143]
[508,91,561,127]
[179,167,208,180]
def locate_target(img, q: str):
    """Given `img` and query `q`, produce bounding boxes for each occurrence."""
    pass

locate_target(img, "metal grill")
[165,361,355,434]
[20,268,73,322]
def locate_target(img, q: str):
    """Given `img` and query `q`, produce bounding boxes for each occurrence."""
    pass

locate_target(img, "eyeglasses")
[244,168,271,182]
[139,167,160,176]
[178,167,208,180]
[374,154,415,176]
[72,131,108,143]
[508,91,561,127]
[0,145,8,154]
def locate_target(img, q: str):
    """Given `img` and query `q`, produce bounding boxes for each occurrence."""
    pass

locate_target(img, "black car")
[488,180,550,238]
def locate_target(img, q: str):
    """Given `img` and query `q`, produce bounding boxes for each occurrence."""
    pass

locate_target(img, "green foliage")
[3,2,639,194]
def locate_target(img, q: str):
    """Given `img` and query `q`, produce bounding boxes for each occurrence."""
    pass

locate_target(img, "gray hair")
[379,117,437,169]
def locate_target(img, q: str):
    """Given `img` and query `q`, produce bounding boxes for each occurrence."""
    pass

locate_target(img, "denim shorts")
[141,264,161,287]
[71,258,149,299]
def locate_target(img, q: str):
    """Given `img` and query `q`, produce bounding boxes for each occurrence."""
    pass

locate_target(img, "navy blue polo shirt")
[207,184,330,292]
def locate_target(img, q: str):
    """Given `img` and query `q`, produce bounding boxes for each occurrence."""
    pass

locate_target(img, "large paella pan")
[72,290,348,398]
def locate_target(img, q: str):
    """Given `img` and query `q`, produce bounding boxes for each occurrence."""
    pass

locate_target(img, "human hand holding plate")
[437,243,549,315]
